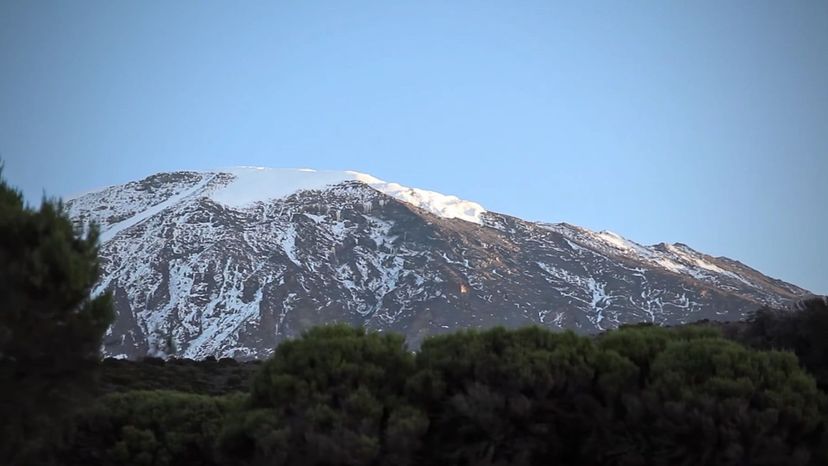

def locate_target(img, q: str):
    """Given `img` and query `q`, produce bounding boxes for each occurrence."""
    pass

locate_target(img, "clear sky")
[1,1,826,293]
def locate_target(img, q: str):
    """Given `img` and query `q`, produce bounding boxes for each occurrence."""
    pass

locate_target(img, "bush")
[221,325,426,466]
[99,357,261,395]
[409,326,640,465]
[642,337,825,465]
[213,324,827,465]
[62,390,243,466]
[408,325,827,465]
[598,323,721,382]
[739,297,828,390]
[53,309,828,465]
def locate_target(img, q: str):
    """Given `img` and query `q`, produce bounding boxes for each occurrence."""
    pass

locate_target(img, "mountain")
[66,167,809,359]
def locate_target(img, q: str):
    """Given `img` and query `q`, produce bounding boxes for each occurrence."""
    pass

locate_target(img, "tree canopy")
[0,171,113,463]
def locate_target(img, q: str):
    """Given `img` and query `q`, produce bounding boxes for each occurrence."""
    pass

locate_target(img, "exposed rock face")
[66,168,808,359]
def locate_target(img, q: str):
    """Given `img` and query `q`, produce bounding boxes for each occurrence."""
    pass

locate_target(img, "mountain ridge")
[66,167,809,359]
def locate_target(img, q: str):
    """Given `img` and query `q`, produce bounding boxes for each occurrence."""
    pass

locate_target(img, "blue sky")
[1,1,826,293]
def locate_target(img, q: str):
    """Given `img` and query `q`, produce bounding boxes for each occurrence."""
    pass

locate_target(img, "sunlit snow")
[207,167,486,224]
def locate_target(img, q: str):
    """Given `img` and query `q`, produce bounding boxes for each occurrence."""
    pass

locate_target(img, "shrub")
[221,325,426,466]
[62,390,242,466]
[740,297,828,390]
[409,326,639,465]
[640,337,826,465]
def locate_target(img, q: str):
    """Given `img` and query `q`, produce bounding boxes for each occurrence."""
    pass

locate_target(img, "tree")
[598,324,828,466]
[740,297,828,390]
[0,171,113,463]
[220,325,427,466]
[409,325,827,466]
[62,390,242,466]
[408,327,640,465]
[641,337,826,465]
[597,323,721,384]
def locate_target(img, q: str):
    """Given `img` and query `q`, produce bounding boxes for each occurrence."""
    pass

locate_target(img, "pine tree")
[0,170,113,463]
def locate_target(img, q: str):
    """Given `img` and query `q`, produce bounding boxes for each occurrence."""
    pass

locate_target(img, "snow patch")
[206,167,487,224]
[99,174,215,243]
[360,177,486,225]
[541,223,760,291]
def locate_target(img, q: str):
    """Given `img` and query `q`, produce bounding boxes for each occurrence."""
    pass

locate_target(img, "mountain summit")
[66,167,808,359]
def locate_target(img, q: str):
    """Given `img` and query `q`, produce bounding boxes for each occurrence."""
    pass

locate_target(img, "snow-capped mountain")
[66,167,809,359]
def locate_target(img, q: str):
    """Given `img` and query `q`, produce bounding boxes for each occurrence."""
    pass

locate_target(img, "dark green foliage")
[598,323,720,380]
[251,325,415,409]
[221,325,427,466]
[643,337,825,465]
[596,324,828,465]
[738,297,828,390]
[0,172,114,463]
[19,321,822,465]
[99,357,262,395]
[82,321,825,466]
[61,390,243,465]
[408,325,826,465]
[409,326,640,465]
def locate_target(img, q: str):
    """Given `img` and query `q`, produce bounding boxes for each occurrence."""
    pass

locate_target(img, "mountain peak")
[68,166,487,226]
[206,167,487,224]
[204,167,373,208]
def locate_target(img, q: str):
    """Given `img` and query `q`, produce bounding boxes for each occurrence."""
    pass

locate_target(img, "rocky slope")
[66,167,809,359]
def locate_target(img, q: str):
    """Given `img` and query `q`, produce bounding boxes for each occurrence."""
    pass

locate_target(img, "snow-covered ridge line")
[99,174,215,243]
[67,167,487,244]
[205,167,486,224]
[539,222,759,289]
